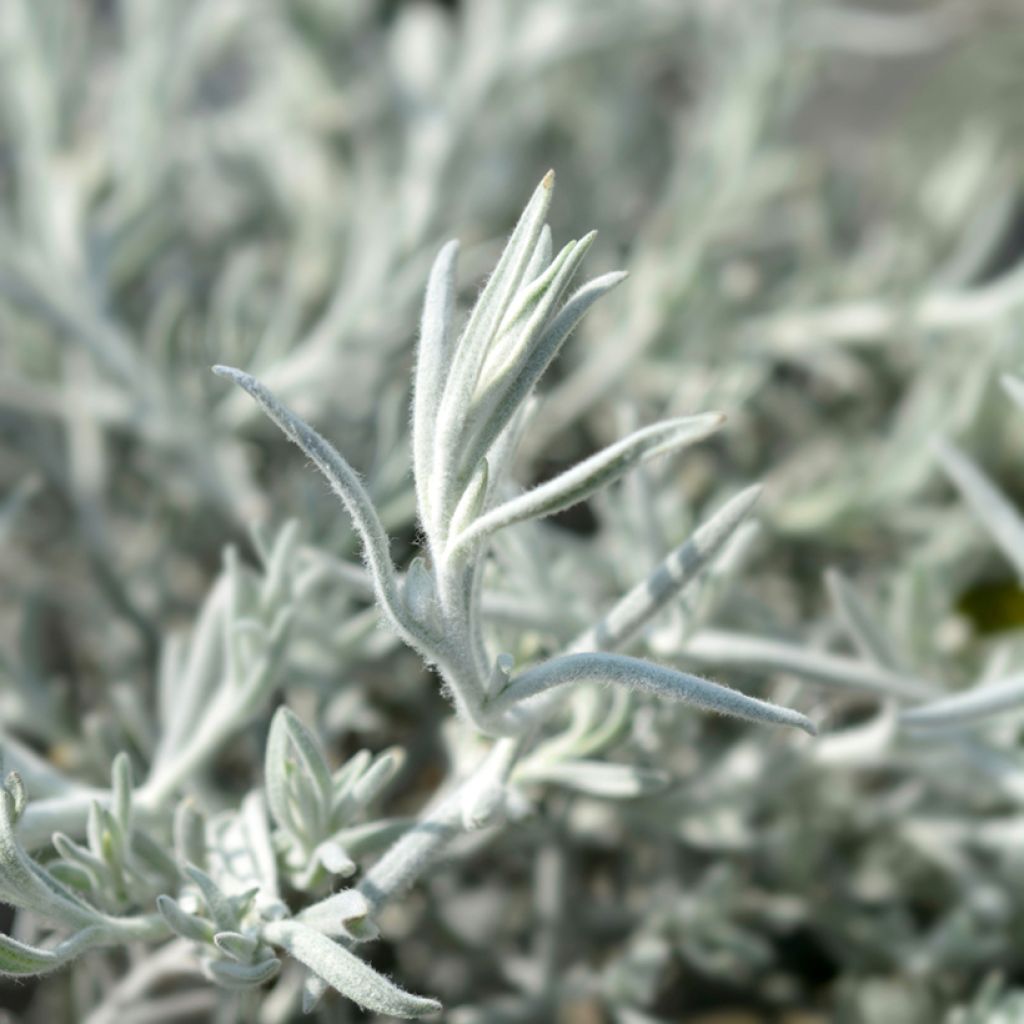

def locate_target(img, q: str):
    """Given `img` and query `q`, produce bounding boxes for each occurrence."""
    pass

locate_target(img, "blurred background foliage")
[4,0,1024,1021]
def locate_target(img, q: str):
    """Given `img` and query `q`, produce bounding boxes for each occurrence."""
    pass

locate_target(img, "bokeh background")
[3,1,1024,1021]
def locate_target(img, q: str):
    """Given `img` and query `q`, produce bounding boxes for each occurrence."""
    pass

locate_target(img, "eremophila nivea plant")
[0,174,815,1020]
[207,173,815,1013]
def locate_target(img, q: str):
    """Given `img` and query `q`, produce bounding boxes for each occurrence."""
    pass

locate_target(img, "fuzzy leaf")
[351,748,405,806]
[156,894,215,943]
[487,652,815,734]
[0,791,98,926]
[279,709,332,824]
[683,629,936,701]
[185,865,237,932]
[213,366,407,627]
[173,799,206,869]
[0,926,105,977]
[573,484,762,653]
[110,753,133,832]
[413,239,460,531]
[265,710,301,838]
[465,268,628,474]
[450,414,724,557]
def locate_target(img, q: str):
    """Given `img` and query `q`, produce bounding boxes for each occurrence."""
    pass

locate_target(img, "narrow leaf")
[351,748,405,806]
[213,367,406,625]
[110,754,134,832]
[900,673,1024,730]
[934,436,1024,578]
[465,269,628,472]
[156,894,215,943]
[682,629,936,701]
[413,240,459,532]
[448,172,555,399]
[487,652,815,734]
[185,865,237,932]
[0,791,97,926]
[280,709,332,823]
[522,223,553,286]
[173,799,206,869]
[573,484,762,653]
[265,709,301,837]
[240,790,280,905]
[450,414,724,557]
[0,926,105,977]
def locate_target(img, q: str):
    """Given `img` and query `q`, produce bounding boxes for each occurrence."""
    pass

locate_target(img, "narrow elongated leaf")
[52,832,113,890]
[0,926,105,976]
[465,269,628,472]
[573,484,762,653]
[213,367,407,627]
[173,799,206,869]
[351,748,405,806]
[240,791,280,906]
[428,175,556,525]
[477,239,578,387]
[934,437,1024,578]
[110,753,133,831]
[157,576,227,761]
[413,240,459,532]
[262,919,441,1018]
[522,223,553,286]
[264,709,294,826]
[156,894,215,943]
[280,709,332,821]
[682,629,936,701]
[331,751,372,801]
[449,414,724,557]
[185,865,237,932]
[445,173,554,403]
[486,652,815,734]
[900,673,1024,729]
[0,791,98,926]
